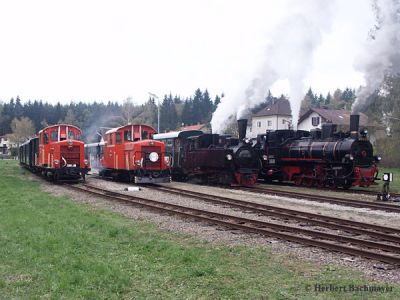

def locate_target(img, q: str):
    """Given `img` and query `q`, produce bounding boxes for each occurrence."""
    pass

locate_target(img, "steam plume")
[211,0,335,133]
[352,0,400,113]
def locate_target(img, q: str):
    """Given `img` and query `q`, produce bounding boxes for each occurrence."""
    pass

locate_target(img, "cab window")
[43,133,49,144]
[109,134,113,145]
[68,131,74,140]
[142,130,148,139]
[76,133,81,140]
[51,131,58,141]
[124,130,131,142]
[116,132,122,144]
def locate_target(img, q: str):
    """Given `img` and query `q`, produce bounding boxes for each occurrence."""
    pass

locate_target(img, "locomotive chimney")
[350,114,360,138]
[237,119,248,140]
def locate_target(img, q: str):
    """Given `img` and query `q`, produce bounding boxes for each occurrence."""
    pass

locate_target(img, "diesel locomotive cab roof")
[105,124,156,135]
[153,130,203,140]
[38,124,81,134]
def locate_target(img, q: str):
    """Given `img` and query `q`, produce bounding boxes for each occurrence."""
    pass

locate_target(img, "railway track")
[69,183,400,265]
[151,184,400,244]
[260,180,400,198]
[241,186,400,214]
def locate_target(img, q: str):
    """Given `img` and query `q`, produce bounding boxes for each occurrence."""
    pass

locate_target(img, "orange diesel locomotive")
[86,124,171,183]
[19,124,90,181]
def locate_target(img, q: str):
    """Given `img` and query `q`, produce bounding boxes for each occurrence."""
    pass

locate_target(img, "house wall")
[0,137,10,155]
[297,112,324,131]
[249,115,292,138]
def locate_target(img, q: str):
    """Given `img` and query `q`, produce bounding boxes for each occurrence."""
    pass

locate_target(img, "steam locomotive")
[153,119,261,186]
[19,124,90,181]
[257,114,380,188]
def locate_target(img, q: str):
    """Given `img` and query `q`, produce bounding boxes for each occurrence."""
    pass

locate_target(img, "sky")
[0,0,376,104]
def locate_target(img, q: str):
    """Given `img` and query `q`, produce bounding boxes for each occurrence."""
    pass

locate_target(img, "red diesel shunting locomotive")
[19,124,90,181]
[86,124,171,183]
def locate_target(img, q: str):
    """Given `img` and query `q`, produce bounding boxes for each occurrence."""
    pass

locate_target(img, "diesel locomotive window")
[142,130,148,139]
[109,134,113,145]
[116,132,122,144]
[43,133,49,144]
[76,133,81,140]
[51,131,58,141]
[68,130,74,140]
[124,130,132,142]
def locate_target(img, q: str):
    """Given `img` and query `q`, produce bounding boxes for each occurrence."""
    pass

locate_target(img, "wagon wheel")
[306,178,314,187]
[341,179,352,189]
[294,175,302,186]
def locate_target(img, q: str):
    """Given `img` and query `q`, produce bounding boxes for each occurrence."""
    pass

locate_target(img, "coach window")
[43,133,49,144]
[116,132,122,144]
[109,134,113,145]
[124,130,132,142]
[51,131,58,141]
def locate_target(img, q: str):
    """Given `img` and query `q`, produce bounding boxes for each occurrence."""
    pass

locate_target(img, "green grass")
[0,160,399,299]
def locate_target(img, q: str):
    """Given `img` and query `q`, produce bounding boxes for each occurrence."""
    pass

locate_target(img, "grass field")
[0,160,399,299]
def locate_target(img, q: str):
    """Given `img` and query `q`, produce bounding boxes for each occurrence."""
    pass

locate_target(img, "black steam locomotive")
[153,120,261,186]
[257,114,380,188]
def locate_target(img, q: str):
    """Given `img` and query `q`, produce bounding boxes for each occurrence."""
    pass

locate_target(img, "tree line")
[0,88,221,143]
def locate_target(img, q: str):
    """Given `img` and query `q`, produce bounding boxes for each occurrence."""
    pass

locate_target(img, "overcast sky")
[0,0,375,104]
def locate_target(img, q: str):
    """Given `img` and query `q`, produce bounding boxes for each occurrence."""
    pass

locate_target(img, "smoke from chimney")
[352,0,400,113]
[211,0,336,133]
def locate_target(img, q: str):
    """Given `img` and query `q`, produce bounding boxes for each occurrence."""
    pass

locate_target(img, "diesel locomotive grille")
[60,145,81,165]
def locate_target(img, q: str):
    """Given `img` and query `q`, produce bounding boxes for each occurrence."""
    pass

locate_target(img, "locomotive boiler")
[258,115,380,188]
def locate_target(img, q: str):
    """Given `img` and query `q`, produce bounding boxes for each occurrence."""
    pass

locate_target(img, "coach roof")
[153,130,203,140]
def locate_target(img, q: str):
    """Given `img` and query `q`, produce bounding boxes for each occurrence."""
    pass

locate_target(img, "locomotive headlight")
[149,152,159,162]
[226,154,233,161]
[262,155,268,161]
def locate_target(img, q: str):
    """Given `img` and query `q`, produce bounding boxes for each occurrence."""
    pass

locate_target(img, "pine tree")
[213,95,221,112]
